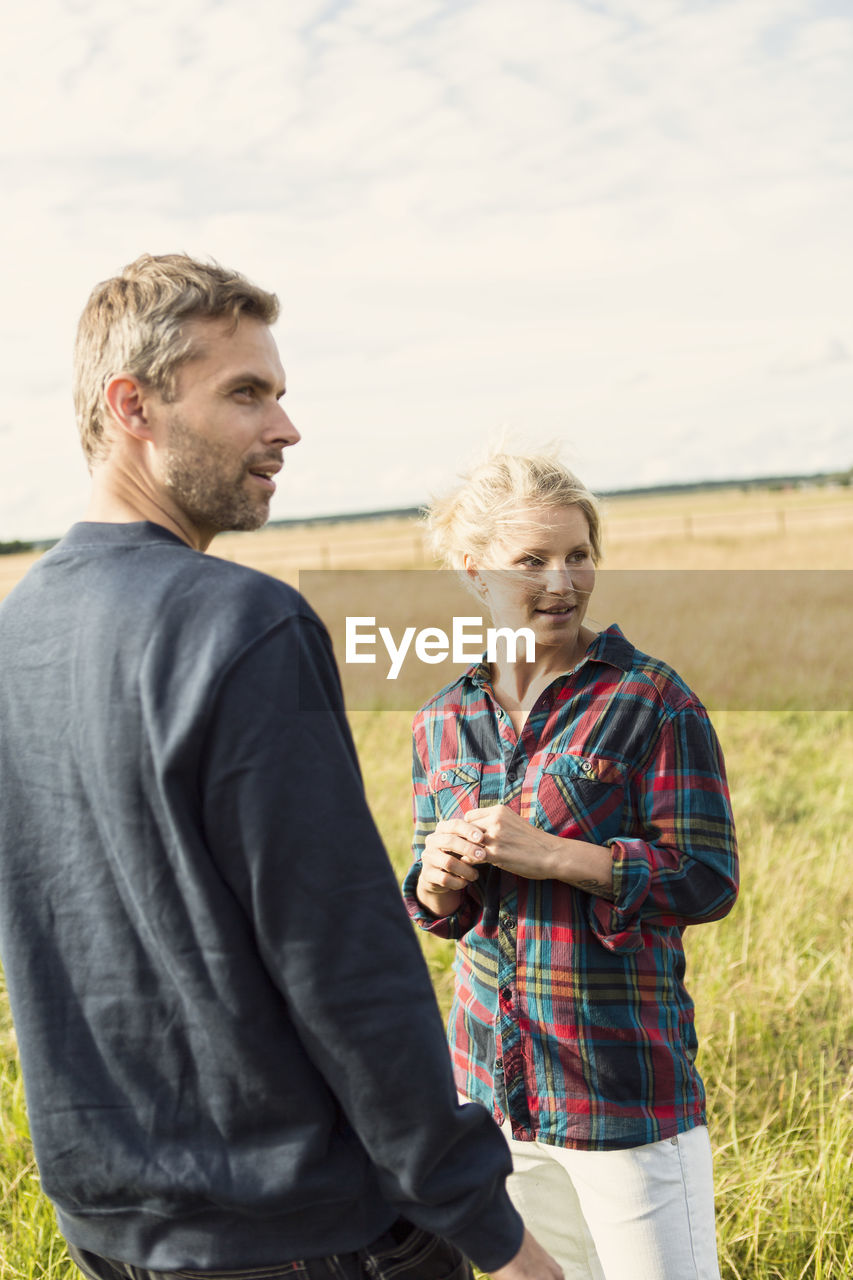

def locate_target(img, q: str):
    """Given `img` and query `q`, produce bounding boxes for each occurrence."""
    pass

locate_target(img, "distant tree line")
[0,540,34,556]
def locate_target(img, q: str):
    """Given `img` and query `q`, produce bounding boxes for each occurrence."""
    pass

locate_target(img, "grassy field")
[2,485,852,1278]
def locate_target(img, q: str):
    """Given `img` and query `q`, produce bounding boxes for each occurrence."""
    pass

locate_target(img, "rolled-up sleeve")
[402,723,479,940]
[589,701,739,953]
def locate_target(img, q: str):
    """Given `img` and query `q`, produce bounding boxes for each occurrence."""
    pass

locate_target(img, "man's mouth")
[247,461,282,492]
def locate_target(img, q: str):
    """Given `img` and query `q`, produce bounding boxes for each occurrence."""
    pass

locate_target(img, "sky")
[1,0,851,541]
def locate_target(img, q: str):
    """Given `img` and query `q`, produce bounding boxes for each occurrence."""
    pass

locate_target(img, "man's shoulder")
[0,522,326,665]
[186,548,313,624]
[151,545,327,666]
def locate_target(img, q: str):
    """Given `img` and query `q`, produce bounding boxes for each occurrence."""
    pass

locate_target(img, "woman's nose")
[544,564,575,592]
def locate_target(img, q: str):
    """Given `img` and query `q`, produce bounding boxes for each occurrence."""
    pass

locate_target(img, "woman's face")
[468,503,596,660]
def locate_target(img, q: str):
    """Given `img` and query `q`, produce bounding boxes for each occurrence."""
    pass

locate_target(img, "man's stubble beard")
[161,411,271,536]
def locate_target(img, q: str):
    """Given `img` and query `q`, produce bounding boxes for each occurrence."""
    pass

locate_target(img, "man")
[0,255,561,1280]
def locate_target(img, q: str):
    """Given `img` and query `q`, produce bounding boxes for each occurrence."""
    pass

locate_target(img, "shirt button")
[500,987,512,1002]
[506,770,517,784]
[440,771,448,781]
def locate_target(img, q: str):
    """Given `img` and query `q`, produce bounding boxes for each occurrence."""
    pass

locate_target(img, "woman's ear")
[463,553,488,601]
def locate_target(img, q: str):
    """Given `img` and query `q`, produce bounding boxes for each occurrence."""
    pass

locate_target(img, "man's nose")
[264,402,301,447]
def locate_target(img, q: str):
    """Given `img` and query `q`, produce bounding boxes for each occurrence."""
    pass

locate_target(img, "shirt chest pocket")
[536,753,628,842]
[430,762,483,820]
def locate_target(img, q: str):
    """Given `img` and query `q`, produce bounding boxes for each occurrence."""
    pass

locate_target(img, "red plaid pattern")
[403,625,738,1151]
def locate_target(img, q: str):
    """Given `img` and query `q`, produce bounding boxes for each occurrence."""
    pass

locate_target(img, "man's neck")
[85,468,208,551]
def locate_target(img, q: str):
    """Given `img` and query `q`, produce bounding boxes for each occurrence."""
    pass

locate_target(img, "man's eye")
[234,386,255,399]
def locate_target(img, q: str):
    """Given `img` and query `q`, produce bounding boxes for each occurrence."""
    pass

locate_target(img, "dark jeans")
[66,1219,474,1280]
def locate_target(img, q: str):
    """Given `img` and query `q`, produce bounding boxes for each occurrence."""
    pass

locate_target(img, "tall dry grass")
[346,706,853,1280]
[2,486,851,1277]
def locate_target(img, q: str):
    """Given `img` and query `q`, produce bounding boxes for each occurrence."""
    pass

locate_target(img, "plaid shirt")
[403,625,738,1151]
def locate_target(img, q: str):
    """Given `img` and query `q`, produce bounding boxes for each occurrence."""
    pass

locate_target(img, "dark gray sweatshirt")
[0,522,522,1272]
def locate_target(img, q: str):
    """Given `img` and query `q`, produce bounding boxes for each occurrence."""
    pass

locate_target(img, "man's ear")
[103,374,155,442]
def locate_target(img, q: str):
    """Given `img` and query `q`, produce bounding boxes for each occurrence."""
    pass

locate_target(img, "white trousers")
[500,1120,721,1280]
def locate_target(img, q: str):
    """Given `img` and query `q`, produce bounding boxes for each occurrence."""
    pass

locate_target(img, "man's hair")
[73,253,280,466]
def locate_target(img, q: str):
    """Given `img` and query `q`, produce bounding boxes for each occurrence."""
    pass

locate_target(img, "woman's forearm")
[464,805,616,900]
[541,830,615,900]
[415,877,466,918]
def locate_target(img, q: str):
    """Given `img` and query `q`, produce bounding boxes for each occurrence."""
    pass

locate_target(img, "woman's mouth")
[535,602,576,616]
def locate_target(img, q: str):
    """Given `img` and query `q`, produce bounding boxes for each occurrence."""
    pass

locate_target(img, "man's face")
[152,314,299,547]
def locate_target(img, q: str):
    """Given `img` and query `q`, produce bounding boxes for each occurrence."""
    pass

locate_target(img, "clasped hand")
[420,805,557,894]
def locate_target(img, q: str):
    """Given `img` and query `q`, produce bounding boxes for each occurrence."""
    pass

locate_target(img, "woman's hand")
[464,805,559,880]
[415,819,484,916]
[465,805,615,897]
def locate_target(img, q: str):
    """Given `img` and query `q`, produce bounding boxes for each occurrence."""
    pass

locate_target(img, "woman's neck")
[488,626,596,733]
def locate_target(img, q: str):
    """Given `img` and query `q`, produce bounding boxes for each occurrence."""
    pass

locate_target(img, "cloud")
[770,338,851,376]
[1,0,852,538]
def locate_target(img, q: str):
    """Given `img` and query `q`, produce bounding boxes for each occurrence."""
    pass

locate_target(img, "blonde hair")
[425,448,602,568]
[73,252,280,466]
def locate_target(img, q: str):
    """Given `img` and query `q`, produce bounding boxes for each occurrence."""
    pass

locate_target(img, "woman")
[403,451,738,1280]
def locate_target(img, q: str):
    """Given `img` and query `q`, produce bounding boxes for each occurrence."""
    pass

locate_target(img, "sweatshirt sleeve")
[200,614,523,1272]
[589,699,739,954]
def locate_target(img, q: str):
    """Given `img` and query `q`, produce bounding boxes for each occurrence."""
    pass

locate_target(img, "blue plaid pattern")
[403,625,738,1151]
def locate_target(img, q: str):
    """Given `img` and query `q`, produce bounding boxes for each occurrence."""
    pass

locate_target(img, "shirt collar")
[466,622,634,689]
[59,521,190,551]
